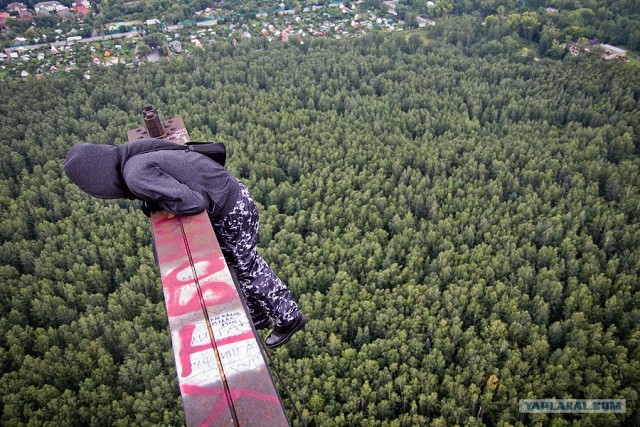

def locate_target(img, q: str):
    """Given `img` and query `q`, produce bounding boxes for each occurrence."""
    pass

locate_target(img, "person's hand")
[141,200,161,217]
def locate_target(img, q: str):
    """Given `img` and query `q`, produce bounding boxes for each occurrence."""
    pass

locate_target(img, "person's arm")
[126,164,207,215]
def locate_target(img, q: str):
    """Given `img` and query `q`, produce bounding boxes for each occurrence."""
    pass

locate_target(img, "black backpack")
[183,141,226,166]
[125,138,227,167]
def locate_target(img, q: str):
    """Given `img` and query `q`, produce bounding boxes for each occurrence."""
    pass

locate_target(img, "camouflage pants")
[213,183,298,327]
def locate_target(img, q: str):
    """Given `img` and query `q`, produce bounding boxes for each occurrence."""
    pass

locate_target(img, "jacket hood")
[64,138,183,199]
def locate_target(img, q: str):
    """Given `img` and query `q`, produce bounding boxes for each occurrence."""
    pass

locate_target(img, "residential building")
[34,1,62,15]
[17,11,32,20]
[600,44,626,60]
[416,16,435,27]
[7,2,28,13]
[169,40,182,53]
[72,3,90,15]
[383,0,397,15]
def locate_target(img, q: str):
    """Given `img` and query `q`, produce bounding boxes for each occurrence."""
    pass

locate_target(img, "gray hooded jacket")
[64,139,240,219]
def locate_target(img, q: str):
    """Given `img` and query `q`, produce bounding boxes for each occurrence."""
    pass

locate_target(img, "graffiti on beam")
[151,212,288,426]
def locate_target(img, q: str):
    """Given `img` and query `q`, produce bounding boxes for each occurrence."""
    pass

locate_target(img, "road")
[3,30,140,54]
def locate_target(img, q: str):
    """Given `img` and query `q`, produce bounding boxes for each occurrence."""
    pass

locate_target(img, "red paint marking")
[177,325,255,378]
[161,256,232,318]
[215,331,254,347]
[199,396,232,427]
[165,279,236,317]
[230,388,281,405]
[140,136,288,427]
[183,382,282,426]
[179,324,211,378]
[153,216,180,235]
[155,235,191,263]
[163,258,226,284]
[182,383,281,402]
[153,214,178,227]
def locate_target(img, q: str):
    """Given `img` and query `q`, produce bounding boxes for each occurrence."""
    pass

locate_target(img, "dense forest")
[1,16,639,426]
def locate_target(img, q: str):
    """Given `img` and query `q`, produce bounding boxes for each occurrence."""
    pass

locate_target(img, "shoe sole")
[265,315,307,349]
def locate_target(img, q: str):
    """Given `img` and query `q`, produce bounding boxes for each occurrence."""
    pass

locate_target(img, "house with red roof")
[72,3,89,15]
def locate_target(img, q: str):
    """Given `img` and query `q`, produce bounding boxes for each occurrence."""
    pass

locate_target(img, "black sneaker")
[265,313,307,349]
[252,316,273,330]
